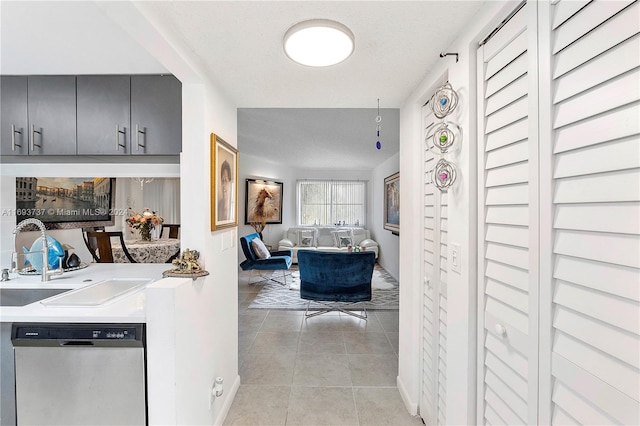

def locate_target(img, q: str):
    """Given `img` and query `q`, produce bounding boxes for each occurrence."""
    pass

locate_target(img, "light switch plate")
[451,243,461,274]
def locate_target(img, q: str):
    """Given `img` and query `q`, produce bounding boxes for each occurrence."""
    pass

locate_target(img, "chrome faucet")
[13,218,63,282]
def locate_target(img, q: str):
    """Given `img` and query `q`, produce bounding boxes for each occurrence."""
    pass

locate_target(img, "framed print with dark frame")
[211,133,238,231]
[15,177,116,230]
[245,179,283,227]
[384,172,399,234]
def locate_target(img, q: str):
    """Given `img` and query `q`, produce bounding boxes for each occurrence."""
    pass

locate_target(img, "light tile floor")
[224,271,423,426]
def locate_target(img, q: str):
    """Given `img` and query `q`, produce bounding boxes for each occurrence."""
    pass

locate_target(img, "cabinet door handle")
[136,124,146,151]
[11,124,22,151]
[116,125,126,151]
[30,124,42,150]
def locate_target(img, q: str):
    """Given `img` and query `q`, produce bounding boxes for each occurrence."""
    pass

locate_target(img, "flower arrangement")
[127,208,163,241]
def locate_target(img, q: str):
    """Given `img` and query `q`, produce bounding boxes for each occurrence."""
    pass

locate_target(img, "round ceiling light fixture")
[283,19,355,67]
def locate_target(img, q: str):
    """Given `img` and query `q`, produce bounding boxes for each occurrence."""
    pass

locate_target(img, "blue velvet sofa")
[297,250,376,319]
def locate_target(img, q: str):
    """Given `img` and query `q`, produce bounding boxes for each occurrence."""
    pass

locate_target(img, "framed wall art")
[211,133,238,231]
[245,179,283,227]
[384,171,400,234]
[14,177,116,230]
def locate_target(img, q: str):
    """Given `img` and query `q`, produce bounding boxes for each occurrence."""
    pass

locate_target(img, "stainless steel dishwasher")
[11,323,146,425]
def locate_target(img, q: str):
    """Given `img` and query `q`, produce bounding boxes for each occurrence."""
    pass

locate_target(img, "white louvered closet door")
[477,2,539,425]
[540,1,640,424]
[420,105,448,425]
[478,0,639,425]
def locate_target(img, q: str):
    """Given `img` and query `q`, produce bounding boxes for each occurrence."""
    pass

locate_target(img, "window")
[297,180,366,226]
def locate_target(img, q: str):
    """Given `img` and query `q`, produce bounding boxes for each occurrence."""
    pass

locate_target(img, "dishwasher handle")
[61,341,94,346]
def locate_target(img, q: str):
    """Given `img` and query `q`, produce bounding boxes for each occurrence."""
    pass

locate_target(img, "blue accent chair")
[297,250,375,320]
[240,233,293,286]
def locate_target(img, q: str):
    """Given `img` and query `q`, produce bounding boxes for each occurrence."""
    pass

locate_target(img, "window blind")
[297,180,366,226]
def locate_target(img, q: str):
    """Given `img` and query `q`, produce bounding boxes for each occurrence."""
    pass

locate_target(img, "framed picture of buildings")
[211,133,238,231]
[14,177,116,230]
[384,172,399,234]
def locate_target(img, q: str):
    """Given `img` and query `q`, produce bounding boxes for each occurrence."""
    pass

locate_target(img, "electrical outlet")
[451,243,461,274]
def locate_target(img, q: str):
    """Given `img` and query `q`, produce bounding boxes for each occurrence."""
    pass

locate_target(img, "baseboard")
[397,375,418,416]
[214,374,241,425]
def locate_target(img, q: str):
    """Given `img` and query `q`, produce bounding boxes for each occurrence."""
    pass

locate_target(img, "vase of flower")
[139,222,153,241]
[127,207,163,242]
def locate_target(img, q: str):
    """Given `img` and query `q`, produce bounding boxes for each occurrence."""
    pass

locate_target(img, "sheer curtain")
[297,180,366,226]
[115,178,180,239]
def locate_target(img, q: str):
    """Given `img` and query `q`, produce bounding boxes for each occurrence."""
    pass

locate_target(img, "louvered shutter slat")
[554,229,640,268]
[554,255,640,301]
[553,70,640,129]
[552,2,639,78]
[554,136,640,178]
[486,205,529,226]
[552,0,590,30]
[555,203,640,234]
[552,0,633,54]
[485,260,529,292]
[554,35,640,103]
[554,280,639,332]
[554,332,639,400]
[552,354,639,425]
[554,169,640,203]
[554,306,638,368]
[554,103,640,154]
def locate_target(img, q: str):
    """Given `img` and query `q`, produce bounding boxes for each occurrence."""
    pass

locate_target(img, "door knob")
[495,323,507,337]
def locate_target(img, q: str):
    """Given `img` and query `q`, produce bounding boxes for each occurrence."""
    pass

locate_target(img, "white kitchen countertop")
[0,263,171,323]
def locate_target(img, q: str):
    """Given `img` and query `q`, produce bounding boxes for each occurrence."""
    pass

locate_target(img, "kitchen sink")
[0,289,72,307]
[40,278,152,307]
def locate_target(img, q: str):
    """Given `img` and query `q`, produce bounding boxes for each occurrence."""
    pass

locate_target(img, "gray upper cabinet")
[1,74,180,157]
[77,75,131,155]
[1,76,29,155]
[27,76,77,155]
[131,75,182,155]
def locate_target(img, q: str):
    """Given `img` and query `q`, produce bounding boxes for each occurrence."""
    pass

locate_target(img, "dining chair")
[86,231,137,263]
[161,224,180,239]
[81,226,105,262]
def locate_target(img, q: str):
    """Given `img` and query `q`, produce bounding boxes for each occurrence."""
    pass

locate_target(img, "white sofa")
[278,226,379,263]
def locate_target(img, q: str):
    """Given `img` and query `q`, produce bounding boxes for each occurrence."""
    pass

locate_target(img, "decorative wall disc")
[425,121,461,154]
[430,82,459,119]
[430,158,457,192]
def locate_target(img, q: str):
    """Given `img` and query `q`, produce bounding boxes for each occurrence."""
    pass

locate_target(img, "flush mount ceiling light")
[283,19,355,67]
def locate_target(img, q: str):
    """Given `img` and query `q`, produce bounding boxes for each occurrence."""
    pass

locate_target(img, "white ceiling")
[0,1,487,170]
[138,1,486,109]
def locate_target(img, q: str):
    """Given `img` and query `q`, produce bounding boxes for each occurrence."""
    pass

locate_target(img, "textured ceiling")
[139,1,487,108]
[138,1,486,169]
[238,108,400,170]
[0,1,488,170]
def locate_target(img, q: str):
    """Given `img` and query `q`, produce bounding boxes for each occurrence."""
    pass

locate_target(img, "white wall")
[397,0,514,423]
[1,1,242,424]
[237,152,401,271]
[237,153,296,251]
[371,153,400,279]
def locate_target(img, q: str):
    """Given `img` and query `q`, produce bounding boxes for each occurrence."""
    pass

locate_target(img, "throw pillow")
[298,229,316,247]
[331,229,353,248]
[250,238,271,259]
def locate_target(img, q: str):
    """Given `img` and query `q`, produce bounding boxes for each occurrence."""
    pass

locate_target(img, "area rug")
[248,265,399,310]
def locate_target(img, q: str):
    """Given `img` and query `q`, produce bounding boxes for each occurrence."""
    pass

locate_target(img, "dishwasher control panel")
[11,323,145,347]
